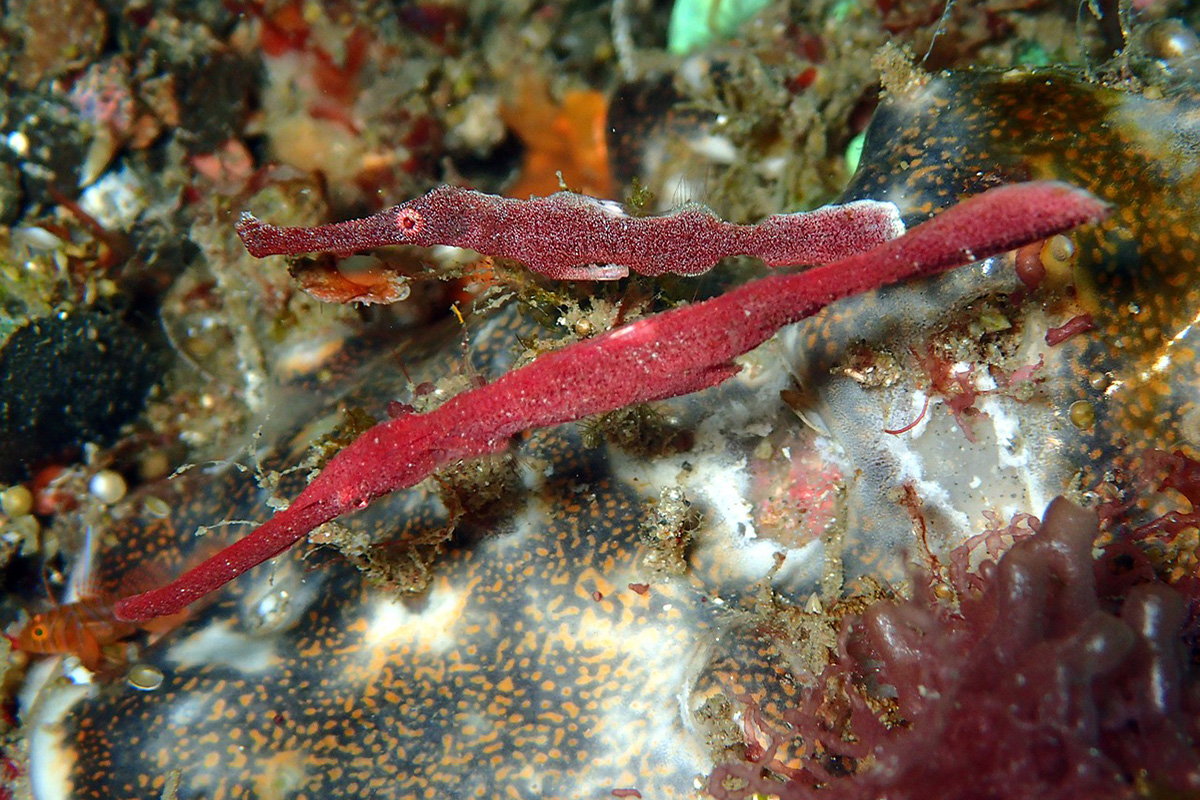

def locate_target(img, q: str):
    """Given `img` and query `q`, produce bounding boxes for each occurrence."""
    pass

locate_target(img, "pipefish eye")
[31,625,47,640]
[395,207,424,238]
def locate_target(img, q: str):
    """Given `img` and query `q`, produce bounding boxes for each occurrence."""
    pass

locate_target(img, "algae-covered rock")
[0,311,161,481]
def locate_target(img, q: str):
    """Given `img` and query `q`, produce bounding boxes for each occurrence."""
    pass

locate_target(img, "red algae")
[1045,313,1096,346]
[708,499,1200,800]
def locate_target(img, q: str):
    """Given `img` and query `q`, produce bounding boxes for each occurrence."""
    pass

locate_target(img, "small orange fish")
[12,594,196,672]
[11,527,212,672]
[13,598,137,672]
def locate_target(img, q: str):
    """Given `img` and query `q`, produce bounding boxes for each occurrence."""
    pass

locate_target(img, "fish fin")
[76,631,103,673]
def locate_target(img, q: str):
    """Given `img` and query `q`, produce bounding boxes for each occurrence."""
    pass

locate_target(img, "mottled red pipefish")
[115,181,1108,622]
[235,185,906,279]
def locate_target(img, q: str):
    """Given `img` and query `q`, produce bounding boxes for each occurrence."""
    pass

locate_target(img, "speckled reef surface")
[843,64,1200,463]
[788,62,1200,578]
[28,306,820,800]
[3,2,1200,800]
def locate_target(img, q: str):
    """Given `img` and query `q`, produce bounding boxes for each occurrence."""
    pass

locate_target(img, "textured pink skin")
[236,185,906,279]
[117,181,1108,621]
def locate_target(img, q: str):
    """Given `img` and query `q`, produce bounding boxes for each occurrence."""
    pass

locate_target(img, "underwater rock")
[0,91,91,208]
[785,64,1200,578]
[843,64,1200,464]
[0,162,21,225]
[0,311,161,482]
[6,0,107,89]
